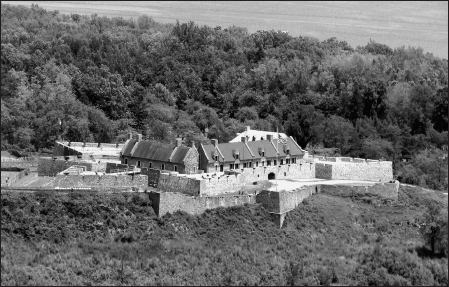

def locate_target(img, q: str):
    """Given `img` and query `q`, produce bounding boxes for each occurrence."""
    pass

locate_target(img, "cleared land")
[2,1,447,58]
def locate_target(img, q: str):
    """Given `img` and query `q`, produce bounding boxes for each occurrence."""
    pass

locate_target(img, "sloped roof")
[201,137,304,164]
[230,129,288,143]
[121,140,193,164]
[170,146,191,164]
[121,139,137,157]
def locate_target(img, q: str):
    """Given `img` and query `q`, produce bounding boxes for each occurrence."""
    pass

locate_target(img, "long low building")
[120,134,199,174]
[199,135,307,173]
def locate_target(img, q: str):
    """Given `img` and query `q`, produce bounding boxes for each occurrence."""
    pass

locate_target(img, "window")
[235,163,239,169]
[215,155,218,161]
[174,165,178,172]
[137,160,141,167]
[256,161,259,167]
[161,164,165,170]
[149,162,153,168]
[267,160,271,166]
[249,162,252,168]
[280,159,284,165]
[243,162,247,168]
[124,158,128,165]
[286,159,290,164]
[262,151,265,157]
[215,165,218,171]
[274,160,277,166]
[230,164,234,169]
[291,158,296,164]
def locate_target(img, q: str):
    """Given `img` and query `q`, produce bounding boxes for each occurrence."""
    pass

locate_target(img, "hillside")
[1,186,447,285]
[1,3,448,192]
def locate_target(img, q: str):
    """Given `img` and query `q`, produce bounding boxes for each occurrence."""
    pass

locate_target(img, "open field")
[2,1,447,58]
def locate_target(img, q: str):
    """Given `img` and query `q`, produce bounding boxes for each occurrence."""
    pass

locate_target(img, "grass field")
[2,1,447,59]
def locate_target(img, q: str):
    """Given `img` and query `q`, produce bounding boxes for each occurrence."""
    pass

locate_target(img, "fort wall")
[320,181,399,200]
[148,191,256,217]
[105,162,129,173]
[315,160,393,182]
[38,158,94,176]
[48,174,148,191]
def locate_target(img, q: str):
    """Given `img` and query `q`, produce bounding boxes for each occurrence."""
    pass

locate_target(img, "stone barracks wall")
[315,161,393,182]
[320,181,399,200]
[148,191,256,217]
[48,174,148,191]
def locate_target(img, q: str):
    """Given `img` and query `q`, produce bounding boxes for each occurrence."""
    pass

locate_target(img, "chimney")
[191,141,195,148]
[267,134,273,141]
[246,126,250,132]
[176,138,182,147]
[241,137,247,143]
[137,134,143,142]
[128,132,133,140]
[212,139,218,147]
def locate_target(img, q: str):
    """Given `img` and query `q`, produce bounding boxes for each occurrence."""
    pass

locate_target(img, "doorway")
[268,172,276,180]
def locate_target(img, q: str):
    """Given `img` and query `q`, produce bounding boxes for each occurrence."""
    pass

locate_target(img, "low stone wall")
[140,168,161,187]
[105,162,129,173]
[256,186,317,214]
[48,174,148,191]
[315,161,393,182]
[1,162,36,169]
[158,173,203,196]
[148,191,256,217]
[320,181,399,200]
[37,158,107,176]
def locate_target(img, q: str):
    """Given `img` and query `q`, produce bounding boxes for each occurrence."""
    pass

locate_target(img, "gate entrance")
[268,172,276,180]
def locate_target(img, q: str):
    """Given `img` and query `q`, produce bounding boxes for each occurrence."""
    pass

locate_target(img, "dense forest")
[1,186,447,285]
[1,4,448,190]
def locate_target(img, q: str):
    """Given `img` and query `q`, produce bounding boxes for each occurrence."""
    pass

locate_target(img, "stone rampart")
[148,191,256,217]
[240,159,315,182]
[256,186,317,214]
[320,181,399,200]
[158,173,203,196]
[315,161,393,182]
[48,174,148,191]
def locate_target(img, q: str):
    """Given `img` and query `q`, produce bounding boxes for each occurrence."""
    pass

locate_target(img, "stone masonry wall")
[38,158,94,176]
[158,173,203,196]
[105,162,129,173]
[241,159,315,183]
[256,186,317,214]
[183,148,199,174]
[140,168,161,187]
[320,182,399,200]
[148,191,256,217]
[315,161,393,182]
[48,174,148,191]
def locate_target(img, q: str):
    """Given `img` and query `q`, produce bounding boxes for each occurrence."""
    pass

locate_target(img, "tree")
[419,201,448,255]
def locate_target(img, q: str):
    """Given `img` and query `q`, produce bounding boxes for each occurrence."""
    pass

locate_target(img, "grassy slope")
[1,186,447,285]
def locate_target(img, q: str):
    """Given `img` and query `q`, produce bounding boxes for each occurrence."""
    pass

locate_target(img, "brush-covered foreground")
[1,186,447,286]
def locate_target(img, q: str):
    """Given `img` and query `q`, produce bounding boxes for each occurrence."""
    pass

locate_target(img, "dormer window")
[215,155,219,161]
[233,150,240,160]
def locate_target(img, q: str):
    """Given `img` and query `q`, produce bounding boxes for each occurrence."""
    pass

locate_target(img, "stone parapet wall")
[105,162,129,173]
[140,168,161,187]
[148,191,256,217]
[315,161,393,182]
[48,174,148,191]
[158,173,203,196]
[321,181,399,200]
[38,158,94,176]
[256,186,317,214]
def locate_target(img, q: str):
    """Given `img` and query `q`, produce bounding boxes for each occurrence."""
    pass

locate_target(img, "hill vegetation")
[1,4,448,191]
[1,186,447,285]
